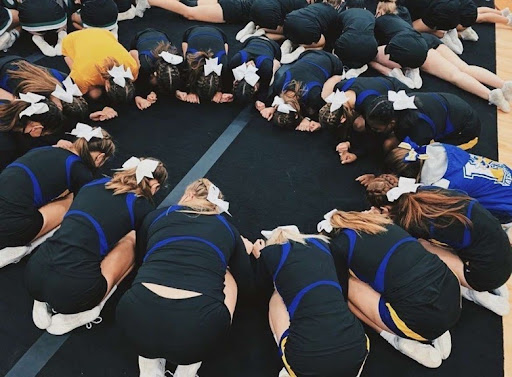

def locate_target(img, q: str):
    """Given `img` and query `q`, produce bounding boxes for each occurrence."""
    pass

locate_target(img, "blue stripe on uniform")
[65,210,109,256]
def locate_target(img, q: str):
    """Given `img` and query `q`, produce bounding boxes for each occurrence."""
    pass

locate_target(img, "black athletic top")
[259,240,367,363]
[183,26,230,92]
[229,37,281,103]
[393,92,480,146]
[374,13,421,45]
[330,224,449,302]
[339,8,375,35]
[283,3,341,51]
[134,205,255,303]
[0,146,93,212]
[250,0,309,29]
[37,177,154,278]
[272,50,343,119]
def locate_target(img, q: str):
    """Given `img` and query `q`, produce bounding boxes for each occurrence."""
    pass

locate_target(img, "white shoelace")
[85,316,103,330]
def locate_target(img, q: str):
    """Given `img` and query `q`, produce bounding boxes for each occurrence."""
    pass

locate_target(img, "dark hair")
[233,79,256,105]
[272,81,304,129]
[318,101,356,139]
[71,128,115,171]
[365,95,395,132]
[384,147,422,178]
[0,99,63,134]
[152,42,182,95]
[98,58,136,104]
[62,96,89,122]
[186,50,221,102]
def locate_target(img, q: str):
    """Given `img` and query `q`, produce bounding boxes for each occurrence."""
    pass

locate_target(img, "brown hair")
[178,178,224,215]
[366,174,400,208]
[152,42,182,95]
[186,50,220,101]
[272,81,304,129]
[318,101,356,138]
[384,147,423,179]
[97,58,135,104]
[105,158,168,201]
[72,128,116,170]
[0,99,62,134]
[329,210,393,235]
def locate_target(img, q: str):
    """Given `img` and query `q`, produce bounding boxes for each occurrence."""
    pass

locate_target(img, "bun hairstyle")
[152,42,182,95]
[328,210,393,235]
[0,99,62,134]
[98,57,136,104]
[365,95,395,133]
[106,157,168,201]
[365,174,400,208]
[71,128,115,170]
[186,50,221,101]
[178,178,225,215]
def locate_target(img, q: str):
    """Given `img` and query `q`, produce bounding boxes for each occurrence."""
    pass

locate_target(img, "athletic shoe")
[32,35,56,57]
[440,29,463,55]
[432,331,451,360]
[46,305,102,335]
[278,367,291,377]
[174,362,202,377]
[502,81,512,102]
[281,46,305,64]
[32,300,53,330]
[344,64,368,79]
[502,7,510,16]
[0,32,12,51]
[492,284,509,300]
[118,5,137,21]
[54,30,67,56]
[380,331,442,368]
[138,356,166,377]
[488,88,510,112]
[280,39,293,55]
[3,30,19,51]
[389,68,415,89]
[135,0,150,18]
[0,246,30,268]
[239,28,265,43]
[460,27,479,42]
[405,68,423,89]
[236,21,256,41]
[461,286,511,316]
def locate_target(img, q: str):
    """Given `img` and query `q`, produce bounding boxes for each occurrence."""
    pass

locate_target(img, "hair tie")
[51,76,82,104]
[115,157,159,184]
[204,57,223,76]
[386,177,421,202]
[158,51,184,65]
[388,90,417,110]
[272,96,296,114]
[69,123,104,142]
[316,209,338,233]
[108,65,134,88]
[398,136,429,162]
[19,92,50,118]
[232,63,260,87]
[325,90,349,113]
[206,183,231,215]
[261,225,300,239]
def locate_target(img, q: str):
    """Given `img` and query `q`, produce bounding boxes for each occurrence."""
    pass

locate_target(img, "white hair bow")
[108,65,134,88]
[51,76,82,104]
[272,96,296,114]
[325,90,349,112]
[261,225,300,240]
[207,183,231,216]
[232,63,260,87]
[69,123,104,142]
[159,51,184,65]
[317,209,338,233]
[388,90,417,111]
[19,92,50,118]
[204,58,223,76]
[386,177,421,202]
[117,157,159,184]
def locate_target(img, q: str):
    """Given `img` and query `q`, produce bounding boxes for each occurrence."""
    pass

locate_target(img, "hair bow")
[317,209,338,233]
[19,92,50,118]
[398,136,429,162]
[108,65,134,88]
[388,90,417,111]
[272,96,296,114]
[207,183,231,216]
[204,58,223,76]
[51,76,82,104]
[117,157,159,184]
[232,63,260,87]
[261,225,300,240]
[69,123,104,142]
[325,90,349,112]
[159,51,184,65]
[386,177,421,202]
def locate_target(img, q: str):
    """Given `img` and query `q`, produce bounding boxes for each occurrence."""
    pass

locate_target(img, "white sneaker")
[139,356,166,377]
[344,64,368,79]
[118,5,137,21]
[432,331,451,360]
[239,28,265,43]
[135,0,150,17]
[280,39,293,55]
[502,7,510,16]
[174,362,202,377]
[236,21,256,41]
[3,30,19,51]
[440,30,463,55]
[32,300,53,330]
[503,81,512,103]
[281,46,305,64]
[389,68,415,89]
[32,35,56,57]
[492,284,509,300]
[489,88,510,113]
[0,245,31,268]
[380,331,442,368]
[460,27,479,42]
[0,32,12,50]
[405,68,422,89]
[461,286,511,316]
[278,367,291,377]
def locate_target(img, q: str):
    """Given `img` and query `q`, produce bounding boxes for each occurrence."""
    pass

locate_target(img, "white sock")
[138,356,166,377]
[379,331,442,368]
[461,286,510,316]
[236,21,256,41]
[174,362,202,377]
[489,88,510,112]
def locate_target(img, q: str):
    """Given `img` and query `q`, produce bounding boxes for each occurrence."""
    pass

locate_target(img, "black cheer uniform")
[249,0,309,30]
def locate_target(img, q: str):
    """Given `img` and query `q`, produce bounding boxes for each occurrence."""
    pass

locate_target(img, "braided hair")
[152,42,182,95]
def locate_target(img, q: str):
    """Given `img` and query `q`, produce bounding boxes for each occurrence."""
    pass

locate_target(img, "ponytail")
[152,42,182,95]
[186,50,220,101]
[264,227,329,246]
[98,57,135,104]
[329,210,392,235]
[0,99,62,134]
[71,128,115,170]
[177,178,224,215]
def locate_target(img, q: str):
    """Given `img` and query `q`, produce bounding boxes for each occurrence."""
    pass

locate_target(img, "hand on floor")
[260,107,275,121]
[340,151,357,164]
[90,107,118,121]
[135,96,152,110]
[355,174,376,186]
[147,91,157,104]
[255,101,265,111]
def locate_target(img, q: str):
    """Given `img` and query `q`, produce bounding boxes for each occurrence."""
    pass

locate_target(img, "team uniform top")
[62,28,139,93]
[420,143,512,223]
[249,0,309,30]
[393,92,480,148]
[134,205,255,303]
[273,50,344,118]
[229,37,281,103]
[259,239,368,376]
[400,0,461,30]
[283,3,341,51]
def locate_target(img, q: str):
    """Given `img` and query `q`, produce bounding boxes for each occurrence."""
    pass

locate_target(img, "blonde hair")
[376,0,398,15]
[105,158,168,201]
[330,210,393,235]
[265,227,330,246]
[177,178,224,215]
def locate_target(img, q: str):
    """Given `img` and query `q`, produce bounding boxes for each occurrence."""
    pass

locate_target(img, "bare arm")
[321,75,344,99]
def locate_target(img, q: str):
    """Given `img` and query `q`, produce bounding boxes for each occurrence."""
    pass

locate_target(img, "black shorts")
[462,247,512,292]
[80,0,118,29]
[249,0,283,30]
[421,32,443,50]
[218,0,252,24]
[19,0,67,33]
[115,0,132,12]
[334,32,378,69]
[25,246,108,314]
[385,32,428,68]
[382,269,461,341]
[0,204,43,249]
[458,0,477,27]
[422,0,461,30]
[116,284,231,365]
[0,6,13,35]
[440,106,480,150]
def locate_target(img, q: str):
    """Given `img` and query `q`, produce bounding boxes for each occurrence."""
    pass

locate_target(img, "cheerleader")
[116,179,255,377]
[71,0,120,39]
[228,36,281,108]
[176,26,232,104]
[0,124,114,268]
[25,156,167,335]
[251,226,369,377]
[129,28,182,110]
[321,209,460,367]
[260,50,343,131]
[365,175,511,315]
[319,76,409,164]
